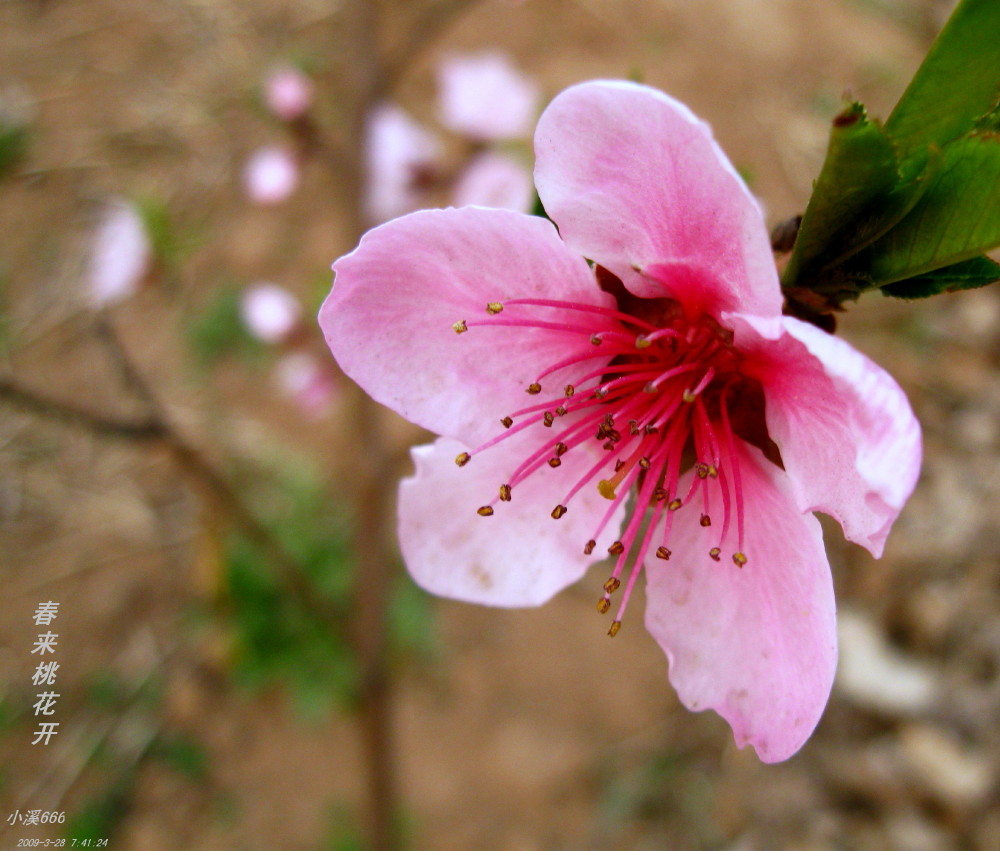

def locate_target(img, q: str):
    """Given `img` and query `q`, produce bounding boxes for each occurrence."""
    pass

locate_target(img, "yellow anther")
[652,488,667,501]
[551,504,568,519]
[733,552,748,568]
[639,456,651,470]
[682,389,696,403]
[455,452,471,467]
[709,547,721,561]
[499,483,512,502]
[708,465,718,478]
[527,382,542,395]
[655,546,671,560]
[635,335,652,349]
[486,302,503,315]
[695,462,710,479]
[564,384,575,397]
[608,620,622,637]
[452,320,468,334]
[668,498,683,511]
[603,577,621,594]
[597,598,611,614]
[477,506,494,517]
[598,479,617,500]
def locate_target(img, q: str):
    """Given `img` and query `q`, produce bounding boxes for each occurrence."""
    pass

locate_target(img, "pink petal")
[729,313,922,557]
[87,199,151,308]
[399,434,625,606]
[437,52,539,141]
[534,81,781,318]
[322,206,615,448]
[452,151,534,213]
[244,146,299,205]
[644,441,837,763]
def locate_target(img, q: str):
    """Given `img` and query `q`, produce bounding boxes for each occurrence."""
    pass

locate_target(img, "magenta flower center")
[453,279,770,635]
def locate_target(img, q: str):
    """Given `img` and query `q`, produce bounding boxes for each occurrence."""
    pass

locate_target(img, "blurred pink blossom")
[364,103,441,224]
[453,151,534,212]
[321,81,923,762]
[274,352,336,416]
[87,200,152,307]
[244,146,299,205]
[240,283,302,344]
[264,66,314,122]
[437,52,539,140]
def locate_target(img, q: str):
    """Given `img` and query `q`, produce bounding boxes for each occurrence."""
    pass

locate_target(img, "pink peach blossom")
[274,352,336,416]
[264,65,314,122]
[87,199,151,307]
[320,81,922,762]
[243,145,299,205]
[453,151,534,213]
[240,282,301,344]
[437,52,539,141]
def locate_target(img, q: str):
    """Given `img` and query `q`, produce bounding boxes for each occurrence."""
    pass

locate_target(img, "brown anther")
[603,577,621,593]
[555,405,567,417]
[597,598,611,614]
[595,387,608,398]
[596,424,609,440]
[499,484,512,502]
[555,442,568,456]
[527,382,542,395]
[452,319,468,334]
[590,333,602,346]
[564,384,575,397]
[668,498,683,511]
[709,547,721,562]
[645,424,659,435]
[455,452,471,467]
[635,335,651,349]
[602,440,615,451]
[629,420,640,435]
[638,456,651,470]
[608,540,625,556]
[614,459,625,472]
[543,411,555,427]
[643,382,658,394]
[584,539,596,555]
[732,552,748,568]
[603,413,615,427]
[682,389,697,403]
[486,301,503,315]
[551,504,568,519]
[608,620,622,637]
[700,514,712,527]
[477,506,494,517]
[655,546,671,560]
[607,429,622,442]
[500,416,514,429]
[547,457,562,468]
[695,462,710,479]
[653,488,667,501]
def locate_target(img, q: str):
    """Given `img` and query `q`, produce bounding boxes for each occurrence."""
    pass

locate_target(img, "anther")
[584,539,596,555]
[614,459,625,472]
[547,457,561,468]
[655,546,671,560]
[639,456,651,470]
[527,382,542,395]
[733,552,748,568]
[555,405,567,417]
[603,577,621,594]
[598,480,617,500]
[695,462,710,479]
[708,465,718,478]
[452,320,468,334]
[499,484,512,502]
[635,335,652,349]
[564,384,575,397]
[543,412,555,427]
[477,506,494,517]
[653,488,667,501]
[683,389,697,403]
[700,514,712,527]
[500,416,514,429]
[555,442,568,456]
[608,620,621,637]
[668,498,683,511]
[486,302,503,315]
[594,387,608,399]
[645,424,659,435]
[643,382,658,394]
[597,598,611,614]
[455,452,471,467]
[608,540,625,556]
[709,547,721,562]
[551,504,568,519]
[629,420,639,435]
[590,333,602,346]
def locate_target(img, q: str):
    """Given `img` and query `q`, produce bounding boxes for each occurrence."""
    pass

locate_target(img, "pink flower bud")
[437,52,539,140]
[87,200,151,308]
[240,283,301,344]
[244,146,299,205]
[264,66,314,122]
[453,152,534,213]
[274,352,336,416]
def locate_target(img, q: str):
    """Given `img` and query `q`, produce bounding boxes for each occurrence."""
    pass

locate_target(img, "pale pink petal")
[729,313,922,557]
[400,434,625,606]
[264,65,314,122]
[452,151,534,213]
[273,352,336,416]
[87,200,151,307]
[364,102,441,224]
[244,146,299,205]
[241,282,302,343]
[644,441,837,763]
[534,81,781,318]
[322,206,615,448]
[437,52,539,141]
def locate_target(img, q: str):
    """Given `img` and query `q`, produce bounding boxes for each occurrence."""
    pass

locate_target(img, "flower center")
[452,284,764,637]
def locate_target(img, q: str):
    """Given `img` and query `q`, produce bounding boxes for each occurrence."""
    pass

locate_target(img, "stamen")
[603,577,621,593]
[709,547,721,561]
[700,514,711,527]
[455,452,471,467]
[486,302,503,315]
[499,484,512,502]
[597,598,611,614]
[452,320,468,334]
[477,506,494,517]
[608,540,625,556]
[501,416,513,429]
[584,539,596,555]
[551,504,568,519]
[608,620,621,637]
[733,551,748,567]
[547,457,561,468]
[527,382,542,395]
[656,546,671,560]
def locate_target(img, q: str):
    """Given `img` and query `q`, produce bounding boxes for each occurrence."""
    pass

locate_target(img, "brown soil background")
[3,0,1000,849]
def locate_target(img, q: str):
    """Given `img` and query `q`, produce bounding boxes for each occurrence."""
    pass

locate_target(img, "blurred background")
[3,0,1000,848]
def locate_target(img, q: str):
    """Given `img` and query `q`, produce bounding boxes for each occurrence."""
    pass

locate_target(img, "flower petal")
[322,207,616,448]
[399,434,626,607]
[729,313,922,557]
[644,441,837,763]
[534,80,781,318]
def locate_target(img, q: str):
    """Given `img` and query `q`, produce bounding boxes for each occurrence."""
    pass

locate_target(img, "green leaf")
[881,254,1000,299]
[884,0,1000,175]
[782,104,902,286]
[860,132,1000,284]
